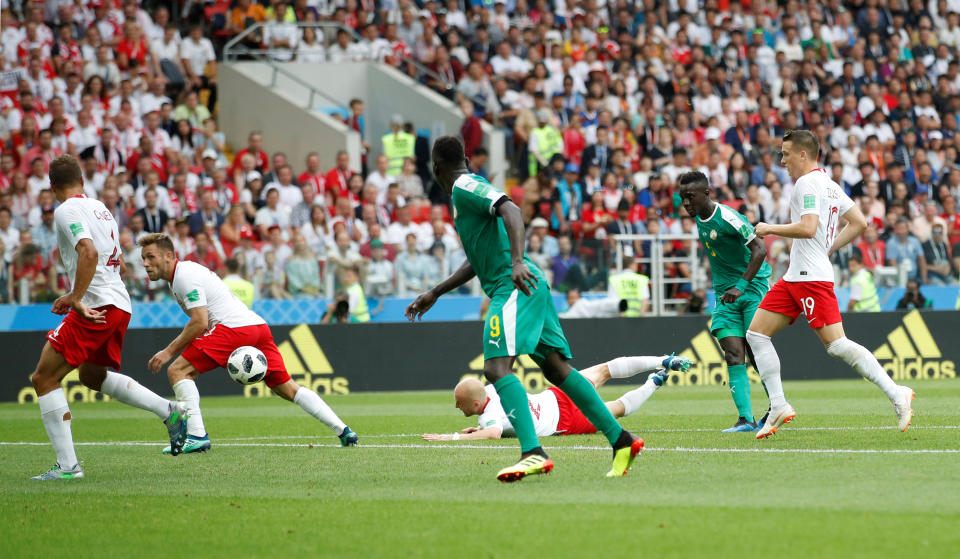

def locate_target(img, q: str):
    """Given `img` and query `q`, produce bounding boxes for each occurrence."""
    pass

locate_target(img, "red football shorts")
[549,387,597,435]
[758,279,842,329]
[181,323,291,388]
[47,305,131,369]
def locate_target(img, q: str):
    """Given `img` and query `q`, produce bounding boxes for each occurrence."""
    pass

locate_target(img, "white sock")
[38,388,78,469]
[608,356,666,378]
[615,378,658,417]
[173,379,206,437]
[826,337,900,401]
[293,387,346,435]
[746,330,787,409]
[101,372,170,419]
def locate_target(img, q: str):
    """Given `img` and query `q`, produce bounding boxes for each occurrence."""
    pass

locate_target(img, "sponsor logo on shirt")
[69,222,84,236]
[803,194,816,209]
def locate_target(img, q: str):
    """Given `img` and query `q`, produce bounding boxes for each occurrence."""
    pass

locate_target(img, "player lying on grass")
[423,354,691,441]
[408,136,643,482]
[139,233,359,453]
[30,155,188,481]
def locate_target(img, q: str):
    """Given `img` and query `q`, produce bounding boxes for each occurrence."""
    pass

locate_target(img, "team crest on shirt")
[709,230,718,240]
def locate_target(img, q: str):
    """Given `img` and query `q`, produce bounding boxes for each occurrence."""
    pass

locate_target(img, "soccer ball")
[227,346,268,385]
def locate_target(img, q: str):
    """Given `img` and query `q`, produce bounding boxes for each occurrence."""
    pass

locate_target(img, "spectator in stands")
[325,150,356,199]
[11,232,48,304]
[290,182,319,229]
[185,231,224,275]
[364,154,394,197]
[180,24,217,111]
[137,187,169,234]
[896,280,933,310]
[922,224,955,286]
[386,204,419,249]
[459,98,483,159]
[286,232,321,298]
[366,239,395,297]
[30,205,56,265]
[885,218,926,285]
[395,231,429,295]
[151,25,185,88]
[172,89,210,130]
[300,205,331,261]
[395,158,424,199]
[858,224,887,271]
[83,46,120,91]
[265,164,302,211]
[20,129,61,174]
[912,201,948,243]
[327,229,365,284]
[382,115,415,177]
[172,218,196,258]
[263,3,299,62]
[255,186,291,240]
[188,189,225,236]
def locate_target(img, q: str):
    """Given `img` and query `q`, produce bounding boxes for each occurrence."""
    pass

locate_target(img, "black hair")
[432,136,465,166]
[678,170,709,191]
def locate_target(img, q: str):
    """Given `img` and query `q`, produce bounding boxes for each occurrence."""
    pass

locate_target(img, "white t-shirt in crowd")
[784,168,855,283]
[54,195,132,313]
[477,384,561,437]
[170,259,265,328]
[179,37,216,76]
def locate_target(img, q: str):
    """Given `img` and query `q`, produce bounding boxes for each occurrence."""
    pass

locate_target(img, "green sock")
[558,369,624,446]
[728,364,754,420]
[493,374,541,453]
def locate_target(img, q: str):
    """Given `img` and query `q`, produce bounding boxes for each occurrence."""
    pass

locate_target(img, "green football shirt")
[694,203,772,293]
[451,173,541,297]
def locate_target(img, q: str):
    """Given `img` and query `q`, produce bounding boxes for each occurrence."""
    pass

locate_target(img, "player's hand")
[720,287,743,304]
[51,292,74,315]
[148,349,173,374]
[74,302,107,324]
[754,222,772,237]
[512,262,538,296]
[461,427,480,434]
[405,289,438,321]
[422,433,454,441]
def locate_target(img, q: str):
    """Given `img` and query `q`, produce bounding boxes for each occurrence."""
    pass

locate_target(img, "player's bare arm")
[721,237,768,304]
[405,260,476,321]
[754,213,818,239]
[148,306,209,373]
[51,237,106,323]
[423,426,503,441]
[496,199,538,296]
[828,205,867,256]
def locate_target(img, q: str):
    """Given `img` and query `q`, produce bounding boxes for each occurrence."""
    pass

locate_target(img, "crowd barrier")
[0,286,957,331]
[3,310,955,403]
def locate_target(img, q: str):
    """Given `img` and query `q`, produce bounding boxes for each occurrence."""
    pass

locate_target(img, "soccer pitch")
[2,379,958,558]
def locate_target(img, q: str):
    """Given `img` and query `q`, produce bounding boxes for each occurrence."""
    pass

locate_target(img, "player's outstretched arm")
[755,214,818,239]
[422,426,503,441]
[828,205,868,256]
[148,306,209,373]
[405,260,476,321]
[496,199,538,295]
[52,238,105,323]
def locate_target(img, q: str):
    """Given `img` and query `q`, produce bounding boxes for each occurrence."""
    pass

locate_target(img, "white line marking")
[1,441,957,454]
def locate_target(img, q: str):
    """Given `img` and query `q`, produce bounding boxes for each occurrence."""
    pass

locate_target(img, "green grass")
[1,379,959,558]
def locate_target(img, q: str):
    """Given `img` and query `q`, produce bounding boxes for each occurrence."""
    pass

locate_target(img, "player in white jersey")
[30,155,188,481]
[746,130,914,439]
[137,233,359,453]
[423,354,691,441]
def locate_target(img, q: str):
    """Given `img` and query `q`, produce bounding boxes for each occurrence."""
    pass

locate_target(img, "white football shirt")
[170,260,265,329]
[783,168,855,283]
[476,383,561,437]
[54,195,132,313]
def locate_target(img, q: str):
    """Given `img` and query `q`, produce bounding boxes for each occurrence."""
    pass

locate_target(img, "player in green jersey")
[678,171,772,432]
[406,136,643,482]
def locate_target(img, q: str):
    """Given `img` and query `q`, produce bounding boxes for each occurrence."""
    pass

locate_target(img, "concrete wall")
[223,61,506,190]
[220,63,362,171]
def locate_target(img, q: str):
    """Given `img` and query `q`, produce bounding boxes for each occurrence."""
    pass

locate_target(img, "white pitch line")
[1,441,957,454]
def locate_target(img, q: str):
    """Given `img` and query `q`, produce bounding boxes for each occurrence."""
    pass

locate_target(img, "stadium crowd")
[1,0,960,312]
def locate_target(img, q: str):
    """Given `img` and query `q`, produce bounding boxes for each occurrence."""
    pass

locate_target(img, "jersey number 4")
[106,231,121,270]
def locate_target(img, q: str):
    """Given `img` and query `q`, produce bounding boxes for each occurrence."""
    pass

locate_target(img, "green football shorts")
[710,283,769,340]
[483,281,572,365]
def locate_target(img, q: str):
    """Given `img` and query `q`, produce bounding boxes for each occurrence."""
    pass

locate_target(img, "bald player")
[423,354,691,441]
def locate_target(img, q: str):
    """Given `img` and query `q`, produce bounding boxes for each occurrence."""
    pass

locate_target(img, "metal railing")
[610,233,701,316]
[223,22,490,112]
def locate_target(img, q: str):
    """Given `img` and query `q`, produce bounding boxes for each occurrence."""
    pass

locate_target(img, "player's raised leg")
[815,323,914,432]
[746,308,796,439]
[30,342,83,480]
[539,352,643,478]
[80,363,188,453]
[582,354,691,419]
[270,381,357,446]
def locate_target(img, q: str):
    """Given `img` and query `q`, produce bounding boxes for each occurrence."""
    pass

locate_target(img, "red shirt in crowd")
[460,114,482,158]
[231,148,269,173]
[857,240,886,270]
[185,249,224,274]
[324,167,355,199]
